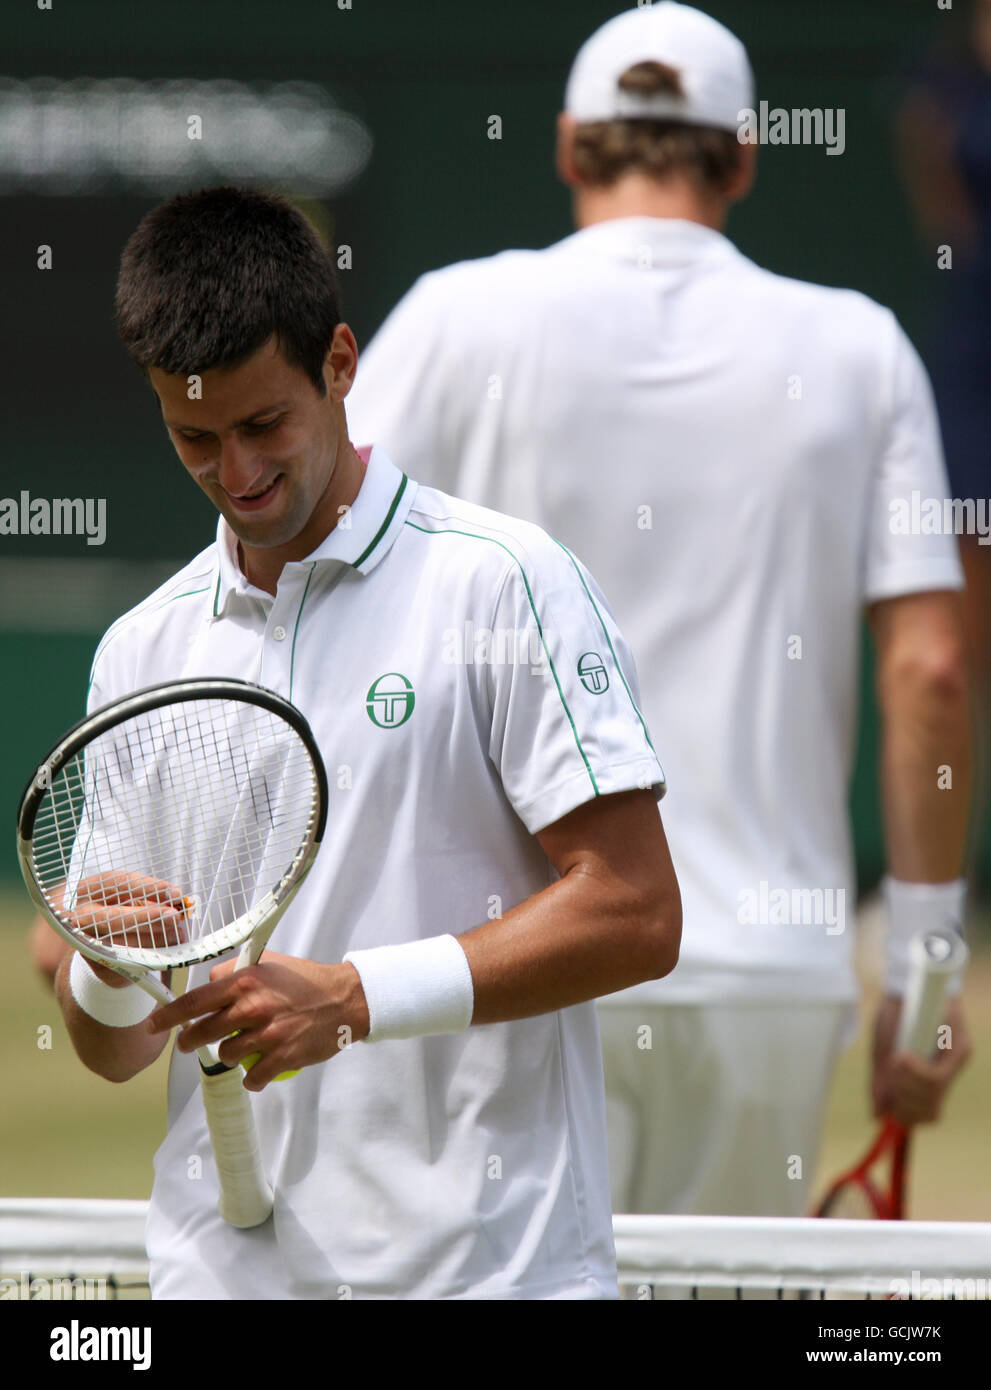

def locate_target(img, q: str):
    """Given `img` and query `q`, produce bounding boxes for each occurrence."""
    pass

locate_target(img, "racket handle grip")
[897,929,970,1057]
[200,1064,274,1228]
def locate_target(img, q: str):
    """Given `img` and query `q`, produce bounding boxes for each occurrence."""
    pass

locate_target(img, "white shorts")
[598,999,854,1218]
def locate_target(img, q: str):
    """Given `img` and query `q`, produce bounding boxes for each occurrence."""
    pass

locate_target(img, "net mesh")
[27,695,320,970]
[2,1201,988,1300]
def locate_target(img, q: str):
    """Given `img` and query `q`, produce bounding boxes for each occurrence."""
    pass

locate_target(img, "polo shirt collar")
[212,444,414,615]
[559,216,741,269]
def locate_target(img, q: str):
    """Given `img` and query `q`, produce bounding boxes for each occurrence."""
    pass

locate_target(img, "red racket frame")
[815,1116,910,1221]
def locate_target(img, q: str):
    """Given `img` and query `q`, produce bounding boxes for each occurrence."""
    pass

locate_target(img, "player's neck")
[237,443,366,596]
[574,177,729,233]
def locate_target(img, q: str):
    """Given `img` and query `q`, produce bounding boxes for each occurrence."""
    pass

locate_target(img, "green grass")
[3,883,989,1222]
[2,887,169,1199]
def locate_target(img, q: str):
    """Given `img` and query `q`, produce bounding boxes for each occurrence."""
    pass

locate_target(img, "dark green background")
[0,0,981,888]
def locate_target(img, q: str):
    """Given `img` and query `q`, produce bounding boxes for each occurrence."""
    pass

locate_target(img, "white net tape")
[2,1201,989,1300]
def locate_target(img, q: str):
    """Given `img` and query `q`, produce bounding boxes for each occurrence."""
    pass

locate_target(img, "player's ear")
[555,112,580,188]
[324,323,358,402]
[726,138,757,204]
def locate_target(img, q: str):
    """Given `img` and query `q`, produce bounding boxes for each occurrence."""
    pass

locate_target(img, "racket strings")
[818,1180,885,1221]
[29,697,319,964]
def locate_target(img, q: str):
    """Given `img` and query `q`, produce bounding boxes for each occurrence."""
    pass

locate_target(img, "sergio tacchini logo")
[577,652,609,694]
[366,672,416,728]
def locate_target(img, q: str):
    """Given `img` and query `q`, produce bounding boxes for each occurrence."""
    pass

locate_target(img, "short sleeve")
[86,659,110,717]
[347,272,466,495]
[862,317,965,603]
[86,640,120,718]
[485,537,665,836]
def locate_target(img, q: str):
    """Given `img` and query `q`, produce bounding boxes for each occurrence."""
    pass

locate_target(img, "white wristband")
[343,935,474,1042]
[69,952,156,1028]
[882,877,967,996]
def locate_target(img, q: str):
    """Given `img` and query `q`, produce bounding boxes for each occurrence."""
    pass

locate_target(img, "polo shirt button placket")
[266,610,292,697]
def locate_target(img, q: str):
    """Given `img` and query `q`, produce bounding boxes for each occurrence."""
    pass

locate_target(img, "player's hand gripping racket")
[814,928,969,1221]
[17,679,328,1229]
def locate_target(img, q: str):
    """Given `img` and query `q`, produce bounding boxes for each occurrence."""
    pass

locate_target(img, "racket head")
[17,678,328,974]
[816,1176,890,1221]
[815,1117,908,1221]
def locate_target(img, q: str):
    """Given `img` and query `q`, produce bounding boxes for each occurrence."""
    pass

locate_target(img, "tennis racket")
[814,927,969,1221]
[17,678,328,1229]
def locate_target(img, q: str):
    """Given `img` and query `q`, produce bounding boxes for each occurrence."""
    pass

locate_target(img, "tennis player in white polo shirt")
[48,186,682,1299]
[346,4,973,1220]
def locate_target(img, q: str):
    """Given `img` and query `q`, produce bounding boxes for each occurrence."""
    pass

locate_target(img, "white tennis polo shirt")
[347,217,964,1007]
[87,446,664,1300]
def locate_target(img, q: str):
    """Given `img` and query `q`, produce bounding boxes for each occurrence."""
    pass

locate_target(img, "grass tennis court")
[2,883,989,1222]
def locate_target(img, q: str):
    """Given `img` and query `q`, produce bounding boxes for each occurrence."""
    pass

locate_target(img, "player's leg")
[630,1001,852,1215]
[600,999,853,1298]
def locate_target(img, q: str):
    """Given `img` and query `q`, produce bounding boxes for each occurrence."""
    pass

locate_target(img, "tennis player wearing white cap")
[347,2,973,1225]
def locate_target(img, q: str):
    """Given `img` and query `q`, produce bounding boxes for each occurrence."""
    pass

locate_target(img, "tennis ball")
[231,1031,301,1082]
[241,1052,301,1083]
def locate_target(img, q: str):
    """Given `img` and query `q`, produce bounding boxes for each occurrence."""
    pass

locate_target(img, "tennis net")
[2,1199,989,1299]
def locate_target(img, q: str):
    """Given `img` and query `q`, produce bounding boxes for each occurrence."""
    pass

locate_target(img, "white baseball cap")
[564,3,754,133]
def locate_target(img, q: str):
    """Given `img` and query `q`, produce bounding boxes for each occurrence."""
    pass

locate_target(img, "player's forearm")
[460,864,681,1025]
[151,879,679,1081]
[55,953,169,1082]
[877,647,972,881]
[28,916,73,991]
[158,792,681,1070]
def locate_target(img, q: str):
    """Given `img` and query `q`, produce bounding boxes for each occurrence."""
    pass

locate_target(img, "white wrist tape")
[882,877,967,996]
[343,935,474,1042]
[69,952,156,1028]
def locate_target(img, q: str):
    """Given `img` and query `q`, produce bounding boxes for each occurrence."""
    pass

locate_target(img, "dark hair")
[571,61,743,192]
[619,59,684,97]
[115,186,341,394]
